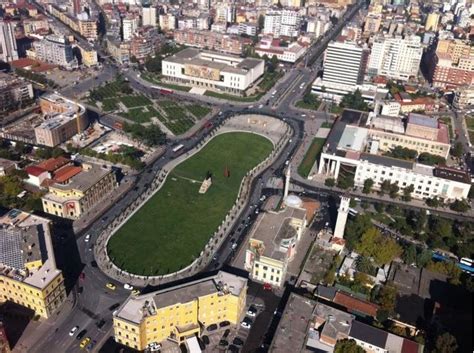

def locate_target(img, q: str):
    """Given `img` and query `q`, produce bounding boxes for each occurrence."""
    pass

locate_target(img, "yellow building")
[113,271,247,351]
[0,209,66,319]
[79,45,98,67]
[245,196,308,288]
[78,20,98,41]
[42,162,116,219]
[424,12,439,31]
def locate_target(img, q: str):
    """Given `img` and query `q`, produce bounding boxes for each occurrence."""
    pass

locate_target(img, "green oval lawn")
[107,132,273,276]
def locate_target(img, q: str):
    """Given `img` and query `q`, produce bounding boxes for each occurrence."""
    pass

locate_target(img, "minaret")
[333,196,350,239]
[284,164,291,199]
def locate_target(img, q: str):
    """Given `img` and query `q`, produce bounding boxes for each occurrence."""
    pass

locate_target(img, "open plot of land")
[298,137,326,178]
[107,132,273,275]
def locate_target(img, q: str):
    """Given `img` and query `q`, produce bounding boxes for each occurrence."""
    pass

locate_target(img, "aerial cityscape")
[0,0,473,351]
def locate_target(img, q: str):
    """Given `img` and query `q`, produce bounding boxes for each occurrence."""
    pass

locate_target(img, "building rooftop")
[407,113,438,129]
[115,271,247,325]
[48,162,111,193]
[0,158,16,171]
[248,206,306,262]
[350,321,388,349]
[333,292,379,318]
[0,209,61,290]
[360,153,414,170]
[433,166,471,184]
[36,157,70,172]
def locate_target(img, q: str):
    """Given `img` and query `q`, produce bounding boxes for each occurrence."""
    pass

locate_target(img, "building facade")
[0,209,66,319]
[173,30,250,55]
[0,73,33,113]
[263,9,301,38]
[113,271,247,351]
[0,20,18,62]
[42,162,116,219]
[367,35,423,81]
[162,48,264,95]
[33,35,77,68]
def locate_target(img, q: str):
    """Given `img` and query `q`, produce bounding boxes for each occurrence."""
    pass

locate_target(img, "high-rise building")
[323,41,368,87]
[142,6,157,27]
[122,17,139,41]
[367,35,422,81]
[159,14,176,32]
[0,72,33,113]
[0,21,18,62]
[263,9,301,38]
[334,196,350,238]
[33,35,77,68]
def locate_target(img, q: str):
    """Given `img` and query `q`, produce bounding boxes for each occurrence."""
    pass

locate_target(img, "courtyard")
[107,132,273,276]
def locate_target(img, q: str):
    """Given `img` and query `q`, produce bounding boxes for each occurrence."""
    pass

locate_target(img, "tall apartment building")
[130,26,161,62]
[0,209,66,319]
[113,271,247,351]
[263,9,301,38]
[367,35,423,81]
[34,93,88,147]
[33,35,77,68]
[142,6,157,27]
[429,39,474,89]
[0,21,18,62]
[0,72,33,113]
[174,30,250,55]
[122,17,139,41]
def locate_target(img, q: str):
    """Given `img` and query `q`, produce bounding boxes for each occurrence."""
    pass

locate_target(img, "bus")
[172,144,184,153]
[460,257,473,267]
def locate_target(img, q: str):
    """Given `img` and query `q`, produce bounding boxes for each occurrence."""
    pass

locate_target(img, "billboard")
[184,64,220,81]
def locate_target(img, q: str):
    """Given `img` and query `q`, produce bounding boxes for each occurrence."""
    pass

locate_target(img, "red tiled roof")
[37,157,70,172]
[333,292,379,318]
[53,166,82,183]
[437,123,450,144]
[25,165,46,177]
[401,338,421,353]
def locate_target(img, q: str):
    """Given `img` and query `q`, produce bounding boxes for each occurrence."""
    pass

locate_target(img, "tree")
[258,15,265,30]
[356,227,402,265]
[402,244,417,265]
[402,184,414,202]
[426,197,440,208]
[416,249,432,267]
[380,180,391,196]
[433,332,458,353]
[339,89,369,111]
[144,56,162,73]
[451,142,463,158]
[449,199,470,213]
[384,146,417,160]
[426,261,462,285]
[334,339,365,353]
[344,214,372,250]
[418,152,446,166]
[337,174,354,190]
[354,271,374,288]
[362,178,374,194]
[376,282,398,314]
[389,183,399,199]
[324,178,335,187]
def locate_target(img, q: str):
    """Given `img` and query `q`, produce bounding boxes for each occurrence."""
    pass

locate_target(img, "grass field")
[158,100,196,135]
[295,100,321,110]
[186,104,212,119]
[298,138,326,178]
[121,107,162,123]
[120,95,152,108]
[107,132,273,275]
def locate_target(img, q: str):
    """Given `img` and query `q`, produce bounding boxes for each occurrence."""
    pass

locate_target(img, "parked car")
[241,318,252,329]
[84,234,90,242]
[123,283,133,290]
[79,337,91,349]
[247,305,258,317]
[106,283,116,290]
[76,329,87,340]
[69,326,79,337]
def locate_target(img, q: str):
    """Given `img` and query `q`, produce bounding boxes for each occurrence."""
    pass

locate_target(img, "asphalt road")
[28,2,364,352]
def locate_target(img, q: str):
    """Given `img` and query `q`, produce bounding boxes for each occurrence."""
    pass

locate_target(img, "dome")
[285,194,303,208]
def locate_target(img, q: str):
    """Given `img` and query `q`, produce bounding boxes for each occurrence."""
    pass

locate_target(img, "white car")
[84,234,90,242]
[241,319,252,329]
[258,104,263,109]
[69,326,79,336]
[123,283,134,290]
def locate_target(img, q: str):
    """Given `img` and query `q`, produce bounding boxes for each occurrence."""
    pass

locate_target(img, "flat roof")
[349,320,388,349]
[433,166,471,184]
[49,162,111,193]
[360,153,414,170]
[116,271,247,325]
[248,206,306,262]
[408,113,438,129]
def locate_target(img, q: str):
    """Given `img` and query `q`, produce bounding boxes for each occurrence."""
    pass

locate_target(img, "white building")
[306,17,330,38]
[255,37,307,63]
[0,20,19,62]
[238,22,257,36]
[159,14,176,32]
[317,110,471,201]
[142,7,157,27]
[367,35,423,81]
[33,35,77,68]
[162,48,264,95]
[263,9,301,38]
[311,41,370,101]
[453,85,474,110]
[122,17,139,41]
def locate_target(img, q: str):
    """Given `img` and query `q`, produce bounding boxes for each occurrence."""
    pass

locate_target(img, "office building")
[0,73,33,113]
[162,48,264,95]
[33,35,77,69]
[34,93,88,147]
[244,195,308,288]
[0,209,66,319]
[367,35,423,81]
[113,271,247,351]
[263,9,301,38]
[42,161,116,219]
[142,6,157,27]
[238,22,257,36]
[453,85,474,110]
[311,40,370,101]
[0,21,18,62]
[317,110,470,201]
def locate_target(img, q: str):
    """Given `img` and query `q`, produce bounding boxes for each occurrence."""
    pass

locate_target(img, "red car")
[263,283,272,291]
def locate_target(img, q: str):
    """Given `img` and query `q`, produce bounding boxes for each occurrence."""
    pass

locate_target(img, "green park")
[107,132,273,276]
